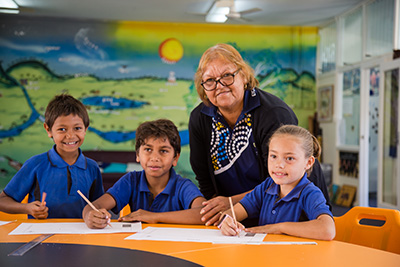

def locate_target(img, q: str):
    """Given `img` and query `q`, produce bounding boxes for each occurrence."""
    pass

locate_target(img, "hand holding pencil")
[78,190,112,228]
[27,192,48,219]
[218,197,245,236]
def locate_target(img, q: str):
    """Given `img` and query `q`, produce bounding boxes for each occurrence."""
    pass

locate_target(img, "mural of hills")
[0,59,316,189]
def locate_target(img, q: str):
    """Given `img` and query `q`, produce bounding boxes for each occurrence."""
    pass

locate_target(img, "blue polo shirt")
[4,145,104,218]
[108,168,203,214]
[240,174,332,225]
[201,90,262,196]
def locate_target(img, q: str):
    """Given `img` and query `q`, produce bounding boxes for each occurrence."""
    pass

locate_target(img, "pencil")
[228,197,238,233]
[77,190,112,227]
[41,192,47,205]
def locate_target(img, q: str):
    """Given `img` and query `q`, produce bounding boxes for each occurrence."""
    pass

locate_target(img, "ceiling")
[12,0,365,26]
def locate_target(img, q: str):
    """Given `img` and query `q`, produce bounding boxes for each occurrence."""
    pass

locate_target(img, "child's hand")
[118,209,158,224]
[245,224,279,235]
[84,208,111,229]
[27,201,48,219]
[218,214,245,236]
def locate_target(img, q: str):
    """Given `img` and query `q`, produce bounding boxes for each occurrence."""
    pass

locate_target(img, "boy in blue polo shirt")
[218,125,335,240]
[0,94,104,218]
[83,119,205,228]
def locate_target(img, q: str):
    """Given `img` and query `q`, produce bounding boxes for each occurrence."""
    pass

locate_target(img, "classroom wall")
[0,15,319,189]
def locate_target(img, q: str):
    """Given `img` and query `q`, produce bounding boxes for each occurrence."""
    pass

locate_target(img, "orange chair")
[0,194,28,220]
[334,206,400,254]
[119,204,131,218]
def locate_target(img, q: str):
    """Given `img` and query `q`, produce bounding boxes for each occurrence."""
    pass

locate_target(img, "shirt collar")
[200,88,261,118]
[48,145,86,169]
[266,173,311,202]
[138,168,177,195]
[243,88,261,113]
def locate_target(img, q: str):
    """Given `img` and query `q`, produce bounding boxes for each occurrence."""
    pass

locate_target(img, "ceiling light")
[0,8,19,13]
[0,0,19,14]
[0,0,18,9]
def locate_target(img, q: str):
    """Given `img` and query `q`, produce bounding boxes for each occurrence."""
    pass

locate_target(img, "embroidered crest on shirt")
[210,114,252,174]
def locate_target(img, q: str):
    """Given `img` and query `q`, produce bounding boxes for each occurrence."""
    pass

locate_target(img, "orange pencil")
[41,192,47,205]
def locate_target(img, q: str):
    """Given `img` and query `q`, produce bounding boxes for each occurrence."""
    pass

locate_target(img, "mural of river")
[0,15,319,189]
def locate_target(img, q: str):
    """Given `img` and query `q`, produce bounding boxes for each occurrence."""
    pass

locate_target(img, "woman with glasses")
[189,43,330,226]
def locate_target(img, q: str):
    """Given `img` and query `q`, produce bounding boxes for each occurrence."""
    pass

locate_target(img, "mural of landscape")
[0,15,319,189]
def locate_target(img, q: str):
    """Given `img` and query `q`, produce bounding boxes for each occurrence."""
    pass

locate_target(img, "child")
[0,94,104,219]
[83,119,206,229]
[218,125,335,241]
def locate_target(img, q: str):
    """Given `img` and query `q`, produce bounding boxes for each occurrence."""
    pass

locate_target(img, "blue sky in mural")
[0,17,192,79]
[0,16,316,81]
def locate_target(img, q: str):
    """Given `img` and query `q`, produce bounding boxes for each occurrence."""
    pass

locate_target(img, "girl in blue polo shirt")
[0,94,104,219]
[83,119,205,229]
[218,125,335,241]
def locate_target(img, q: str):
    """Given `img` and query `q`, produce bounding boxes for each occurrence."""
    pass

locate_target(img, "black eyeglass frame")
[201,69,241,91]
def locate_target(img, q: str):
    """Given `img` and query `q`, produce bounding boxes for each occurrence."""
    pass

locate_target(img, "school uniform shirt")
[107,168,203,214]
[240,174,332,225]
[4,145,104,218]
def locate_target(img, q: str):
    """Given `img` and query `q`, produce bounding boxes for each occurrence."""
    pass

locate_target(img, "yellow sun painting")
[159,38,184,64]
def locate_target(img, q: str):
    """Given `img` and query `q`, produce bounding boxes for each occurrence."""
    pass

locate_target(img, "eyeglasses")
[201,69,241,91]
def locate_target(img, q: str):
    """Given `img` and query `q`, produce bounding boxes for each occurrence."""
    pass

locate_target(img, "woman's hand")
[200,196,230,226]
[119,209,158,224]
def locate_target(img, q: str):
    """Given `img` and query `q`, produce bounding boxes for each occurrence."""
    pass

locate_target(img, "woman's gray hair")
[194,43,259,106]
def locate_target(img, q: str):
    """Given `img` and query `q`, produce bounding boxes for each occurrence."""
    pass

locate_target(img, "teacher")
[189,43,330,226]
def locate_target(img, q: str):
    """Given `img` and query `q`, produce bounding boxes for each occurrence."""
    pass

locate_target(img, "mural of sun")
[159,38,184,64]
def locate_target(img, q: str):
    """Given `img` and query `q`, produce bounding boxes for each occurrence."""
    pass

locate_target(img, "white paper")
[0,220,14,226]
[125,227,266,244]
[9,222,142,235]
[342,97,353,116]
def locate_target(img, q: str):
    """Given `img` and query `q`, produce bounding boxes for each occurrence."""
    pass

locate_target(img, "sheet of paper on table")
[9,222,142,235]
[0,221,14,226]
[125,227,267,244]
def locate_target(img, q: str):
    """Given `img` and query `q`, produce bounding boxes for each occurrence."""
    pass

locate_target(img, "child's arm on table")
[119,196,206,224]
[246,214,335,241]
[219,203,248,236]
[82,193,115,229]
[0,191,48,219]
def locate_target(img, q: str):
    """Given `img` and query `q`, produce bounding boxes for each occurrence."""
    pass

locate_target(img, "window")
[366,0,394,58]
[319,21,337,73]
[341,7,363,65]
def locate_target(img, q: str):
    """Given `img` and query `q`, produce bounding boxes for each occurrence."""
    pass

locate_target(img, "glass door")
[368,67,379,207]
[378,59,400,209]
[359,64,380,207]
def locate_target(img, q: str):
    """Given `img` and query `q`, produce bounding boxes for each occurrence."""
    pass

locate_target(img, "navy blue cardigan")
[189,88,331,207]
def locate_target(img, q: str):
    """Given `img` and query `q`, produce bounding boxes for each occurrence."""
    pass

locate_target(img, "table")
[1,219,399,266]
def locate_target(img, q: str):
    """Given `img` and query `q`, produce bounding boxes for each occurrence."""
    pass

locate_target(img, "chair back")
[119,204,131,218]
[334,206,400,254]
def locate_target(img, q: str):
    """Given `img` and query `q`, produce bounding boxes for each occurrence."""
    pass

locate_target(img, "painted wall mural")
[0,15,318,189]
